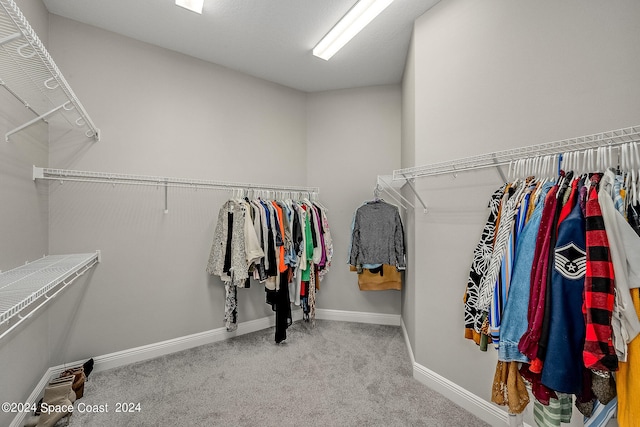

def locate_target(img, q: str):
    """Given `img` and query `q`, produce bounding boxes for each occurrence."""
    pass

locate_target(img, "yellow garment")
[350,264,402,291]
[491,360,529,414]
[617,288,640,427]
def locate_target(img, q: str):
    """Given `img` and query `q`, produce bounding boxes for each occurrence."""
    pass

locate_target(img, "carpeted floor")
[62,320,488,426]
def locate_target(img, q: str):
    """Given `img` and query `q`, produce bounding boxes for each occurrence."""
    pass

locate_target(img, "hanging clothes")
[316,203,334,282]
[489,180,532,347]
[464,185,506,343]
[540,179,587,395]
[583,174,618,372]
[478,181,526,315]
[463,141,640,425]
[517,181,560,366]
[349,200,406,270]
[207,200,252,331]
[599,169,640,361]
[498,181,552,362]
[617,289,640,427]
[207,196,332,339]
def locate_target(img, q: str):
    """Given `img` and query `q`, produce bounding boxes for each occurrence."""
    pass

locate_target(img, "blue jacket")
[541,183,586,394]
[498,182,552,362]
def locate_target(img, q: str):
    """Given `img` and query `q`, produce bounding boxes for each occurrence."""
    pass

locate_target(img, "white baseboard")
[412,361,511,426]
[400,319,518,427]
[94,314,278,373]
[400,318,416,366]
[315,308,401,326]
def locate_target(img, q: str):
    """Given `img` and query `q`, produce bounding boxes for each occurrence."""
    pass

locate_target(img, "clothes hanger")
[621,144,629,205]
[513,158,522,181]
[311,193,328,211]
[588,147,595,174]
[568,151,577,175]
[537,155,545,180]
[577,150,584,175]
[559,152,568,175]
[568,151,576,175]
[508,159,515,182]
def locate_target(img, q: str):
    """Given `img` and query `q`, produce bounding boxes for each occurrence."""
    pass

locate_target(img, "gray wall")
[407,0,640,424]
[45,14,309,358]
[307,85,402,315]
[400,34,416,350]
[0,2,51,425]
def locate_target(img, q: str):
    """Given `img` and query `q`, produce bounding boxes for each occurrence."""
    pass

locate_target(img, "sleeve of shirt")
[394,207,406,269]
[349,209,361,266]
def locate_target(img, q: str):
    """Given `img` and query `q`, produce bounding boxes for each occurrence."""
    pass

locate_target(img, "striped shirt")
[533,394,572,427]
[583,174,618,372]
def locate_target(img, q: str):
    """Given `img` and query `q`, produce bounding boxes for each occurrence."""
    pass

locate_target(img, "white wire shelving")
[0,252,100,341]
[33,167,320,194]
[33,166,321,213]
[393,125,640,181]
[375,174,428,213]
[0,0,100,142]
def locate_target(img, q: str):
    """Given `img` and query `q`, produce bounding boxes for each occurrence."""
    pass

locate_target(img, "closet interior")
[2,0,640,426]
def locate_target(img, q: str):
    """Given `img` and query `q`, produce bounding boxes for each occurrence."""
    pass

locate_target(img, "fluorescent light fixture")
[175,0,204,14]
[313,0,394,60]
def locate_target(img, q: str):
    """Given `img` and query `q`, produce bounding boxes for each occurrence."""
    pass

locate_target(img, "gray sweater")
[349,201,405,269]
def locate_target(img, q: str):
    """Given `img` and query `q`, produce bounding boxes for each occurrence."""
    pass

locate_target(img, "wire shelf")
[393,125,640,181]
[0,253,100,328]
[0,0,100,141]
[33,167,320,195]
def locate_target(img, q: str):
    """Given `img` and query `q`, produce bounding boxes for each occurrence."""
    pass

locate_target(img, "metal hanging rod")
[33,166,320,195]
[0,0,100,141]
[393,125,640,181]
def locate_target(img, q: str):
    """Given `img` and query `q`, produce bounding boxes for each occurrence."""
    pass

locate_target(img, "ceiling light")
[313,0,394,61]
[175,0,204,14]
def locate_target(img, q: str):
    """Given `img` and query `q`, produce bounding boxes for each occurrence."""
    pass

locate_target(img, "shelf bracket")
[378,174,429,214]
[5,103,66,141]
[402,177,428,214]
[491,153,507,182]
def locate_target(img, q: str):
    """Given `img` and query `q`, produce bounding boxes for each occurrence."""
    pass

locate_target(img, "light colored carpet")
[63,320,489,426]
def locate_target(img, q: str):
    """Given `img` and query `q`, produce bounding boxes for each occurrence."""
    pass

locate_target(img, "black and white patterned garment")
[464,184,507,334]
[207,200,250,331]
[478,180,527,311]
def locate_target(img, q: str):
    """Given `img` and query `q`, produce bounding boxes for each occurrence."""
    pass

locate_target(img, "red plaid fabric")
[583,174,618,371]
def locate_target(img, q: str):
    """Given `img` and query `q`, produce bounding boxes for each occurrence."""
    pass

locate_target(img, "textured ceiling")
[42,0,440,92]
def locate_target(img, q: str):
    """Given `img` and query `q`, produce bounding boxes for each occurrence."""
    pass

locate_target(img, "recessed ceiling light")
[175,0,204,14]
[313,0,394,61]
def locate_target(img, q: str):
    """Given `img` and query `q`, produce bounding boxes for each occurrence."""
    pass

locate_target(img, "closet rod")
[32,166,320,195]
[393,125,640,181]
